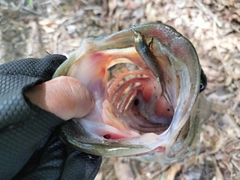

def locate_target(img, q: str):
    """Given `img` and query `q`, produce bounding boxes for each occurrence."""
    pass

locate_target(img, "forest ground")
[1,0,240,179]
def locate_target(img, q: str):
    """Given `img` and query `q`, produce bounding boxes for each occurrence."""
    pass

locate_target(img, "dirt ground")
[1,0,240,179]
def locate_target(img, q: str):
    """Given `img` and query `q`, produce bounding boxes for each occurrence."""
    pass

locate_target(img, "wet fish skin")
[131,28,171,105]
[132,28,161,81]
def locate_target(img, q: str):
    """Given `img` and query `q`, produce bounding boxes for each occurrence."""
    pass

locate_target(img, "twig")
[194,0,223,27]
[22,7,40,15]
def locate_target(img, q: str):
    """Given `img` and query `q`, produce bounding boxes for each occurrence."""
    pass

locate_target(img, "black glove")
[0,55,102,180]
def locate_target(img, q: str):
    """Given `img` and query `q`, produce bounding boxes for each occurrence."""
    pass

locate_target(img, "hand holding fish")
[0,22,207,180]
[0,55,101,179]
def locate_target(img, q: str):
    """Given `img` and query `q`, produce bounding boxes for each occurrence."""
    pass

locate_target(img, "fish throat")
[106,62,174,137]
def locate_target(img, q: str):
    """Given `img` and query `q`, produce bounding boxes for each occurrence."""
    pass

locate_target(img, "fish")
[131,27,172,106]
[53,23,207,163]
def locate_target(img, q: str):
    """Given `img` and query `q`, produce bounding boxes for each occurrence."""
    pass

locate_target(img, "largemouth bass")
[53,23,207,162]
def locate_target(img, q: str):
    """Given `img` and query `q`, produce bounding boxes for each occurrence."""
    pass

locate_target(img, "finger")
[24,76,94,120]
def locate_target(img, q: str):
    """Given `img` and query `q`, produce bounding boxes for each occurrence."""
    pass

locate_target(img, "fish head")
[53,23,206,162]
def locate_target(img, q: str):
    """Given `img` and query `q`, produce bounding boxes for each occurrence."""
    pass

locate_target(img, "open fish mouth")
[53,23,207,162]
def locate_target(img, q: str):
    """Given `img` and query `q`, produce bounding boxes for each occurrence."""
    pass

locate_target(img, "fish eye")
[200,83,205,92]
[200,69,207,92]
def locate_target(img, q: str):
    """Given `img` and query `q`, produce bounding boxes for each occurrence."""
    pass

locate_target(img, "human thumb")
[24,76,94,120]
